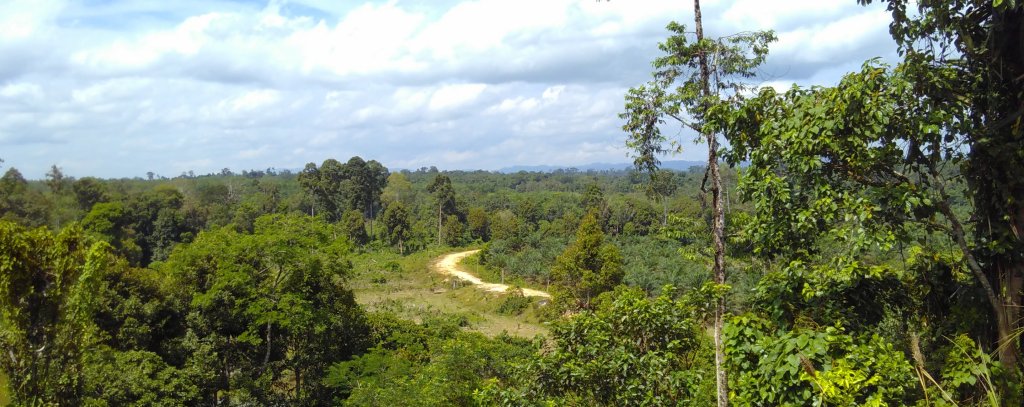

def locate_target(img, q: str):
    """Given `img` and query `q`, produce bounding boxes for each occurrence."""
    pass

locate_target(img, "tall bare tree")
[621,2,774,405]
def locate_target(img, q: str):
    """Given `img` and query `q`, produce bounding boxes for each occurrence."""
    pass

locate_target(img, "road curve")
[433,249,551,298]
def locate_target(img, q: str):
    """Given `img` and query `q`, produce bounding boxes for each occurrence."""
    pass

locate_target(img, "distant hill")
[497,160,706,173]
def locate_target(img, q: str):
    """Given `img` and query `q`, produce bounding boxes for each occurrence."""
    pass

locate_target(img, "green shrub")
[496,289,531,316]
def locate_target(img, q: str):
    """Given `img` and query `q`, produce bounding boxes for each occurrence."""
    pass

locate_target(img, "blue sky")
[0,0,898,178]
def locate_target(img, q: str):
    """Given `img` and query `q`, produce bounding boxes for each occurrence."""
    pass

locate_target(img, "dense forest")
[2,0,1023,406]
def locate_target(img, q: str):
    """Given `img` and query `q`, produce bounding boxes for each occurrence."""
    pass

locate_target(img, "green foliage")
[326,312,532,406]
[0,168,49,228]
[427,174,457,245]
[71,176,107,211]
[488,210,522,243]
[3,165,724,405]
[162,213,371,405]
[477,287,711,406]
[580,183,605,213]
[80,347,200,406]
[618,235,706,295]
[342,209,369,246]
[381,202,412,253]
[928,334,1020,406]
[467,206,489,241]
[607,195,659,236]
[646,170,678,223]
[622,21,775,173]
[725,314,915,406]
[550,211,623,310]
[298,157,388,222]
[728,1,1024,376]
[340,156,390,220]
[381,172,414,208]
[44,165,67,196]
[496,288,531,316]
[442,214,464,246]
[0,221,112,405]
[752,260,908,332]
[481,228,564,284]
[725,62,920,260]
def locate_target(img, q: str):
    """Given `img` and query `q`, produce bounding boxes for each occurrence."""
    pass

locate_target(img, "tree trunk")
[662,197,669,227]
[932,162,1022,373]
[996,259,1022,371]
[295,366,302,403]
[694,1,729,405]
[977,3,1024,375]
[221,355,231,406]
[263,322,272,368]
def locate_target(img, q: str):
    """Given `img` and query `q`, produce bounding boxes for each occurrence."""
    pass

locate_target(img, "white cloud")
[721,0,847,30]
[773,10,891,64]
[226,89,280,112]
[237,145,271,159]
[0,0,63,40]
[486,96,540,115]
[428,83,487,112]
[0,0,899,178]
[0,82,44,101]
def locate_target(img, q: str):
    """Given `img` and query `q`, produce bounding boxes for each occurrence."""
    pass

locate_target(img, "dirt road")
[434,249,551,298]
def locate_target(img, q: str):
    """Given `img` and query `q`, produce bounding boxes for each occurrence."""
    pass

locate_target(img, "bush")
[496,289,531,316]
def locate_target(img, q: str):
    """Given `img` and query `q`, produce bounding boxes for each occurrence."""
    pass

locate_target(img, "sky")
[0,0,899,179]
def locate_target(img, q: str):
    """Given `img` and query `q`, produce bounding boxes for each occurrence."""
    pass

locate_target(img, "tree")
[381,202,411,254]
[72,177,107,211]
[82,202,143,265]
[341,209,369,246]
[298,158,388,227]
[426,174,456,246]
[0,222,112,405]
[621,3,774,403]
[862,0,1024,374]
[646,169,677,226]
[442,215,464,247]
[45,164,67,195]
[163,214,370,405]
[121,186,188,266]
[298,159,346,221]
[381,172,414,208]
[476,287,710,406]
[467,206,489,241]
[722,0,1024,380]
[550,211,623,310]
[0,168,49,227]
[580,183,606,213]
[45,165,79,229]
[339,157,389,233]
[489,210,522,243]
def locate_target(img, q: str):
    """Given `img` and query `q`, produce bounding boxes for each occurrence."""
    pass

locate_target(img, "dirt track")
[433,250,551,298]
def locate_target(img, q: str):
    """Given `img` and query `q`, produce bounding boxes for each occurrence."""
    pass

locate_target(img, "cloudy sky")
[0,0,898,179]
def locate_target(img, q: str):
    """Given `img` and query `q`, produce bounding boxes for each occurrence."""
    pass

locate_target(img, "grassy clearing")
[350,247,549,338]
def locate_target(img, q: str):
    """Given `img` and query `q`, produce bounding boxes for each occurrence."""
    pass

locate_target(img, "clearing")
[351,248,548,338]
[434,250,550,298]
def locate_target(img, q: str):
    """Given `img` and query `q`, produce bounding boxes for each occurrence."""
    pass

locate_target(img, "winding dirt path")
[433,249,551,298]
